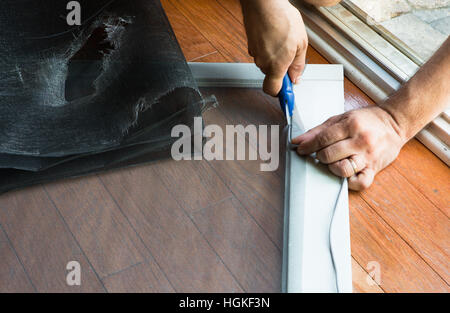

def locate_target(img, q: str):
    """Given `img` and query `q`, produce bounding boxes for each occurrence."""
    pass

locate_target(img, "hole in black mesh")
[64,26,115,101]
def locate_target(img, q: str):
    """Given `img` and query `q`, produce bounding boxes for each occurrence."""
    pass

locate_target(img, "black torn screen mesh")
[0,0,204,193]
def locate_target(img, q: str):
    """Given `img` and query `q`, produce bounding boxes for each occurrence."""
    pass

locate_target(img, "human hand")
[241,0,308,96]
[292,106,407,190]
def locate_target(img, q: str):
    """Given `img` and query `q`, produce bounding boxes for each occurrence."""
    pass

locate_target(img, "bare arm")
[380,37,450,141]
[292,37,450,190]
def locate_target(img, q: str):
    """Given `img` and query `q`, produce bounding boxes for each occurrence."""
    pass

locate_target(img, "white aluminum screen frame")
[189,62,353,293]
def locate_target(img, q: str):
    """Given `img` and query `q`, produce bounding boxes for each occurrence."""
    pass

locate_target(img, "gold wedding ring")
[349,158,358,175]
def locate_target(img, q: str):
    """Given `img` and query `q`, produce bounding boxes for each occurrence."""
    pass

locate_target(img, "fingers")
[328,155,365,178]
[292,124,326,147]
[348,168,375,191]
[291,115,341,145]
[295,120,349,155]
[260,42,307,96]
[316,139,358,164]
[263,74,285,97]
[262,47,307,95]
[288,45,307,84]
[256,54,288,96]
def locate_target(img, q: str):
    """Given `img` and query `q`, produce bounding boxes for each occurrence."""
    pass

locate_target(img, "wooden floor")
[0,0,448,293]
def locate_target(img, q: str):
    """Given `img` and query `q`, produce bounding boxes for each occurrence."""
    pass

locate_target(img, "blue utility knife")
[278,73,298,147]
[278,73,295,122]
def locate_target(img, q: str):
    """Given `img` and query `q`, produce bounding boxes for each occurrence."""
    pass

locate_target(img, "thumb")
[263,74,284,97]
[288,46,307,84]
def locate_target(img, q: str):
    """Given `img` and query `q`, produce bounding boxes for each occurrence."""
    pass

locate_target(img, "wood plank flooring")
[0,0,448,292]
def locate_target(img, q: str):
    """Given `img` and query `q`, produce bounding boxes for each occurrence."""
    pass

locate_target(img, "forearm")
[379,37,450,142]
[240,0,340,11]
